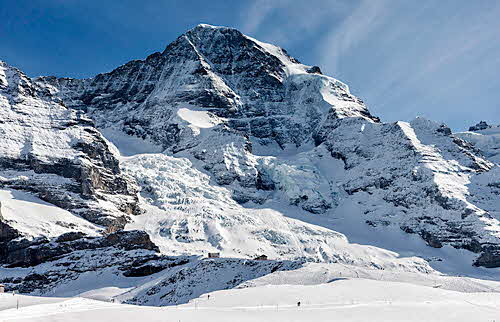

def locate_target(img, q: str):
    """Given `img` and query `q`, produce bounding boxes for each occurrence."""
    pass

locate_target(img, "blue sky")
[1,0,499,130]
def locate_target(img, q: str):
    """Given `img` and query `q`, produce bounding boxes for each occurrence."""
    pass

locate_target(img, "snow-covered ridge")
[455,121,500,165]
[36,24,378,150]
[243,33,350,93]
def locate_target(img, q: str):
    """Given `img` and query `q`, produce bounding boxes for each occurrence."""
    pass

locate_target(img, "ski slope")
[1,278,499,322]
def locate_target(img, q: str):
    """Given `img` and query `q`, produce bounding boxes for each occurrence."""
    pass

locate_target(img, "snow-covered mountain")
[0,61,140,230]
[455,121,500,164]
[1,24,500,305]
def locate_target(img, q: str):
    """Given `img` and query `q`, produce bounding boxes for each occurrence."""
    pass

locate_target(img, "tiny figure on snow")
[297,301,301,307]
[208,294,210,300]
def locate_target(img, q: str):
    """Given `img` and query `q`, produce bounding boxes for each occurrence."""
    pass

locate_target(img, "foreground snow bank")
[1,278,499,322]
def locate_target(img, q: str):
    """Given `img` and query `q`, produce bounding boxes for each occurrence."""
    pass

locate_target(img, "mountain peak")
[40,25,379,150]
[194,23,228,30]
[185,23,240,38]
[469,121,492,132]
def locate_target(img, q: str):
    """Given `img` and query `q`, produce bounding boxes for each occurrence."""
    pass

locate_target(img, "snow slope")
[0,189,99,238]
[1,278,500,322]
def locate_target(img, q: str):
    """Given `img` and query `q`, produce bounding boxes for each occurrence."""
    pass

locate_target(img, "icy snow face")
[122,152,430,273]
[257,145,344,214]
[177,107,222,129]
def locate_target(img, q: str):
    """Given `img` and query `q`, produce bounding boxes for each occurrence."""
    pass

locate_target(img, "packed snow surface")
[177,107,222,129]
[1,278,500,322]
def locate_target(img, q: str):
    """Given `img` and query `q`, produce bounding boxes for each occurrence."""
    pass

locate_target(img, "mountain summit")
[38,24,378,150]
[1,25,499,303]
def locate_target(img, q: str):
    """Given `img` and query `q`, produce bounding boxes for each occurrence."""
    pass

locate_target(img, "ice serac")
[0,61,140,239]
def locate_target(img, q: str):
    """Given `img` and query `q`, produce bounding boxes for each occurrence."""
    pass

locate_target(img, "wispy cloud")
[239,0,500,129]
[317,0,389,73]
[239,0,351,48]
[240,0,281,35]
[344,1,500,127]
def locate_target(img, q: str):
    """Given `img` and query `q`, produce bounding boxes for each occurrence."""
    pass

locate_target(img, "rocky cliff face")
[36,24,380,210]
[318,117,500,267]
[1,24,500,301]
[0,61,140,236]
[38,25,377,151]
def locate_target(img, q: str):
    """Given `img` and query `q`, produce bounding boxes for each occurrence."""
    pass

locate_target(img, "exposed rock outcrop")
[0,230,158,268]
[469,121,492,132]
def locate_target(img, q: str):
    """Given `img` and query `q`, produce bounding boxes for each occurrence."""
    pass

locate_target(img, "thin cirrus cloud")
[240,0,500,130]
[240,0,351,48]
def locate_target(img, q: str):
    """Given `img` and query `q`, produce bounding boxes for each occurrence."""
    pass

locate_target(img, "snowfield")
[1,278,500,322]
